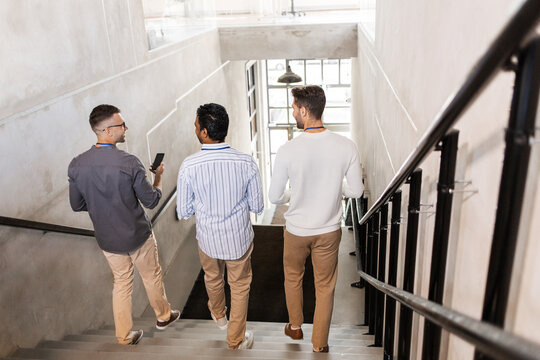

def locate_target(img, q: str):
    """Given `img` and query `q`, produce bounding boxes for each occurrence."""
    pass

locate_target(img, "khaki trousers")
[283,228,342,348]
[198,243,253,349]
[103,234,172,344]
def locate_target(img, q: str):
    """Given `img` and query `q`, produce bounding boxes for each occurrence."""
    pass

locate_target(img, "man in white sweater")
[269,85,364,353]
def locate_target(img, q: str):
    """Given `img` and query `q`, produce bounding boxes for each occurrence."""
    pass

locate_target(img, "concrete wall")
[219,23,357,61]
[0,1,251,356]
[351,0,540,359]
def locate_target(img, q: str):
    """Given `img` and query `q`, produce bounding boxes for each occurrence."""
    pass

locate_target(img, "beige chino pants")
[198,243,253,349]
[103,234,172,344]
[283,228,342,348]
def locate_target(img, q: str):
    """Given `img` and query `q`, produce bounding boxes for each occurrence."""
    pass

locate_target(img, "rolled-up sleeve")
[132,158,162,209]
[177,163,195,219]
[68,161,87,212]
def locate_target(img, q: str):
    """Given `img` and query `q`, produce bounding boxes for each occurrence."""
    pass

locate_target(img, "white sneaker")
[211,307,228,330]
[237,330,254,349]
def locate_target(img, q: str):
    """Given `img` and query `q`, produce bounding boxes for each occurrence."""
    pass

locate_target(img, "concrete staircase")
[6,318,383,359]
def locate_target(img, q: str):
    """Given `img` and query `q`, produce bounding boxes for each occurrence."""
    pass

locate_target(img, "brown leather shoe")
[284,323,303,340]
[156,309,180,330]
[313,345,329,353]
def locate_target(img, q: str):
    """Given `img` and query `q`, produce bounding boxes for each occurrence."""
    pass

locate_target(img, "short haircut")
[197,103,229,142]
[89,104,120,131]
[291,85,326,120]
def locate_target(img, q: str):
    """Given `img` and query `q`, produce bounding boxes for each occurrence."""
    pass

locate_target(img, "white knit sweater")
[269,130,364,236]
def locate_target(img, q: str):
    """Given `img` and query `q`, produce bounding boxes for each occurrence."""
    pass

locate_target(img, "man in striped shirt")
[177,103,264,350]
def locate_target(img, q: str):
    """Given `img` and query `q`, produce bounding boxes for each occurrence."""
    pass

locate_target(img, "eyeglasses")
[98,122,126,131]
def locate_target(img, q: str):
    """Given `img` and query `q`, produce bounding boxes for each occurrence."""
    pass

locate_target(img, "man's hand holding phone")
[150,153,165,189]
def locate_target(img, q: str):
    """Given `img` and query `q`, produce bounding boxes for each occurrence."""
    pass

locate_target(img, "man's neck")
[96,137,116,146]
[303,119,324,132]
[201,139,223,145]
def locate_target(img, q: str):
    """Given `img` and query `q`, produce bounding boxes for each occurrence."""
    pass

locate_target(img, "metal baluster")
[475,38,540,360]
[369,212,380,337]
[421,130,459,360]
[384,191,402,360]
[397,169,422,360]
[365,216,374,333]
[374,204,389,346]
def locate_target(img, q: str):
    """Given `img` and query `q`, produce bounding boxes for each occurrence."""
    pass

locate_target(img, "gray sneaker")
[128,329,143,345]
[236,331,254,349]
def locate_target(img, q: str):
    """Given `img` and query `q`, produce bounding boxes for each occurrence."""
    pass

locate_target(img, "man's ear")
[201,128,208,138]
[300,106,308,118]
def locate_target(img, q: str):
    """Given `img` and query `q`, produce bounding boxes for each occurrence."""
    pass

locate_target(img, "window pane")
[250,65,255,88]
[289,108,296,125]
[269,108,288,124]
[268,88,288,107]
[306,59,322,85]
[326,87,351,107]
[323,107,350,124]
[323,59,339,84]
[250,91,256,114]
[270,129,289,153]
[267,60,286,85]
[340,59,352,84]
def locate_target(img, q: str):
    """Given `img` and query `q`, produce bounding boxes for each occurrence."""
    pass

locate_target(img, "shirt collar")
[201,142,230,150]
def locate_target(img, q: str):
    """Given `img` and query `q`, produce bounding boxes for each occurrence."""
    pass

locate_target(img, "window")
[266,58,353,174]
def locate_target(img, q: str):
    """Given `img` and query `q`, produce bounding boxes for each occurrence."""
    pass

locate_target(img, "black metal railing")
[352,0,540,359]
[0,188,178,237]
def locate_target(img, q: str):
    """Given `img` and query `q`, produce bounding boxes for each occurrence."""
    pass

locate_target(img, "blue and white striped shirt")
[177,142,264,260]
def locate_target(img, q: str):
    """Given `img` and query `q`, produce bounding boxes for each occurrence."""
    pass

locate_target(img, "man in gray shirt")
[68,104,179,345]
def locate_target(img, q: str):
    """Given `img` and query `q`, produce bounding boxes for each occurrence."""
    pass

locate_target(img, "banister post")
[421,130,459,360]
[384,191,402,360]
[369,212,380,336]
[397,168,422,360]
[474,38,540,360]
[375,204,389,346]
[365,215,374,332]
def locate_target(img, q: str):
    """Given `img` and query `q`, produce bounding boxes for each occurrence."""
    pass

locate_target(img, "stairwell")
[3,227,372,359]
[6,318,382,359]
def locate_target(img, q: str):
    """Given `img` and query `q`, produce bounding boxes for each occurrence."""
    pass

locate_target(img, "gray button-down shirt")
[68,145,162,254]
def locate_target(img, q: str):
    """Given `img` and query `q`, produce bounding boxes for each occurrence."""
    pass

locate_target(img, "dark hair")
[197,103,229,142]
[291,85,326,119]
[89,104,120,130]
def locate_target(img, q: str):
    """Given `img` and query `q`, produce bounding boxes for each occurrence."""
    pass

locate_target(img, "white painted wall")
[0,0,251,356]
[351,0,540,359]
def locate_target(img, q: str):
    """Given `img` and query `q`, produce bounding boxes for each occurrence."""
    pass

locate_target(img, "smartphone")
[151,153,165,171]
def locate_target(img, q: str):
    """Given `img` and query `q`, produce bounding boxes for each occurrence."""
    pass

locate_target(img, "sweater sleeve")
[342,142,364,198]
[268,146,290,204]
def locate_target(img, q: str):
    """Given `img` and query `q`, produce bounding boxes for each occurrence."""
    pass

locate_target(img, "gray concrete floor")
[332,228,365,325]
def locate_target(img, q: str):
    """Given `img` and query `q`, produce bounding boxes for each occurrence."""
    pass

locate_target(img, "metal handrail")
[359,0,540,225]
[0,188,178,237]
[0,216,95,237]
[358,270,540,360]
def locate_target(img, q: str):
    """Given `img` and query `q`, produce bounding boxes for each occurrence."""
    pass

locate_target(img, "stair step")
[14,346,380,359]
[98,325,371,338]
[65,334,375,348]
[85,328,374,342]
[41,339,383,355]
[124,320,368,332]
[140,318,366,330]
